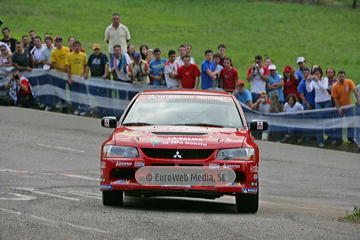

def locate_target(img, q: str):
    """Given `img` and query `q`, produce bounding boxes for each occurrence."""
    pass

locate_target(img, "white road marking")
[1,208,108,234]
[0,192,37,201]
[0,208,21,215]
[0,169,98,181]
[14,188,81,201]
[57,190,101,200]
[37,143,85,153]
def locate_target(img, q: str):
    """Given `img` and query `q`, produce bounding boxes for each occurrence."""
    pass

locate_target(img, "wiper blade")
[122,122,152,126]
[178,123,223,127]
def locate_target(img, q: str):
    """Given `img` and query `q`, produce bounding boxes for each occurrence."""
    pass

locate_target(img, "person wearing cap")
[128,52,149,85]
[220,57,239,92]
[246,55,269,103]
[105,13,131,59]
[4,68,35,107]
[295,57,308,82]
[283,65,300,100]
[267,64,284,112]
[233,80,252,107]
[85,44,109,115]
[164,50,179,89]
[65,40,88,116]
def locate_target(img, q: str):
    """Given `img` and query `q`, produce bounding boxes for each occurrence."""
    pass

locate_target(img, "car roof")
[140,90,232,96]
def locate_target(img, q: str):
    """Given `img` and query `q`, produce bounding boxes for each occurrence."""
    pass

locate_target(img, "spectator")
[164,50,179,89]
[298,68,315,110]
[66,40,88,116]
[28,30,36,49]
[1,27,17,52]
[201,49,217,90]
[50,36,70,111]
[251,91,271,141]
[105,13,131,59]
[331,70,360,145]
[305,66,332,148]
[283,65,299,100]
[185,44,195,64]
[12,41,33,71]
[267,64,284,113]
[126,44,135,62]
[264,57,272,68]
[4,68,35,108]
[139,45,148,60]
[295,57,307,82]
[22,35,33,51]
[110,45,131,83]
[149,48,167,86]
[0,44,13,69]
[40,37,55,111]
[355,84,360,148]
[326,67,338,94]
[246,55,269,103]
[220,57,239,92]
[177,54,200,90]
[85,44,109,115]
[175,45,187,67]
[30,36,45,69]
[213,53,223,88]
[128,52,149,85]
[68,36,85,53]
[281,94,304,143]
[41,37,55,70]
[233,80,252,107]
[146,49,154,84]
[217,43,227,67]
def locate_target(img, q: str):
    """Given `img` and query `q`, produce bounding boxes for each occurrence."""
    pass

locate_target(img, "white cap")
[268,64,276,70]
[297,57,305,63]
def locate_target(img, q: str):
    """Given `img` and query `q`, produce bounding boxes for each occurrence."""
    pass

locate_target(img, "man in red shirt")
[4,68,34,107]
[177,55,200,90]
[220,57,239,92]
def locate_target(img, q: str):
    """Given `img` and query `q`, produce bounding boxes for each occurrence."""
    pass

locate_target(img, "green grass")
[2,0,360,88]
[343,207,360,222]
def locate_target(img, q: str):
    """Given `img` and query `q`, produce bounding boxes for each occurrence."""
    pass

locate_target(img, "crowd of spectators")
[0,13,359,148]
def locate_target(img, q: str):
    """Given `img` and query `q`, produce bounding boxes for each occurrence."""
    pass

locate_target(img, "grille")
[142,149,214,159]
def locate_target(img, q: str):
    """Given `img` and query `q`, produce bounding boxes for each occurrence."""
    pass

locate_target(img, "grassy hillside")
[2,0,360,86]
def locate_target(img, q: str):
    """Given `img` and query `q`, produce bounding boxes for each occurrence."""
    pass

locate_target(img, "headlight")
[103,145,139,158]
[216,148,255,160]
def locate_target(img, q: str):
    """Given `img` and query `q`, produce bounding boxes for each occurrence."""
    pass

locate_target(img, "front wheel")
[235,192,258,213]
[102,190,123,206]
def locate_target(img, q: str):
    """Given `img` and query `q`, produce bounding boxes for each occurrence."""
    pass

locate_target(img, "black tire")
[235,192,258,213]
[102,190,123,206]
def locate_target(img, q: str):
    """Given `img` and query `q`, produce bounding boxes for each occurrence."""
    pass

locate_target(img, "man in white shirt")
[164,50,179,89]
[30,36,45,69]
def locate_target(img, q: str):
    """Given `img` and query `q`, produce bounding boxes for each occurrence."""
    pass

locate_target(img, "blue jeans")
[334,107,355,143]
[251,93,260,103]
[315,100,333,144]
[355,105,360,145]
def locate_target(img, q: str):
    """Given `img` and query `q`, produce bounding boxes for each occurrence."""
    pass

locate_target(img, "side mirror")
[250,120,268,131]
[101,116,117,128]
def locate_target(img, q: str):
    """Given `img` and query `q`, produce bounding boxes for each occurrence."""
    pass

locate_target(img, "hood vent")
[151,132,208,136]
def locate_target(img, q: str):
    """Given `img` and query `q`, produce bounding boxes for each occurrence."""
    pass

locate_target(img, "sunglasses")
[260,91,267,94]
[1,49,6,52]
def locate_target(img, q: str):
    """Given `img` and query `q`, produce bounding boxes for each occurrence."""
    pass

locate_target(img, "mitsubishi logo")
[173,151,182,159]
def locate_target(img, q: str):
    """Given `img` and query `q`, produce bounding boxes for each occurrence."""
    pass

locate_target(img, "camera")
[255,63,259,69]
[136,71,142,82]
[14,75,20,81]
[0,19,3,26]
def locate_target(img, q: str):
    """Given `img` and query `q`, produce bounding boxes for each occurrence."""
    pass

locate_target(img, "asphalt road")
[0,106,359,240]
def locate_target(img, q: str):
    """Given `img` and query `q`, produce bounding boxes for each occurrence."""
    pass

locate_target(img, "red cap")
[284,66,292,72]
[236,80,245,86]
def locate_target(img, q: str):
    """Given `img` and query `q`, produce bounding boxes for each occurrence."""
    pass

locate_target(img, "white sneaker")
[74,110,80,115]
[44,106,52,111]
[80,111,87,116]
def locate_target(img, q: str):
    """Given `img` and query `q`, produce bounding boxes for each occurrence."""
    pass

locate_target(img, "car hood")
[112,126,248,149]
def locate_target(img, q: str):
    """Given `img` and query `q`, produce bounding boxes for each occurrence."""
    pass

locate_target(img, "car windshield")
[122,94,245,128]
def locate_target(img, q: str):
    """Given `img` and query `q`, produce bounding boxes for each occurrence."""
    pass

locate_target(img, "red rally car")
[100,90,267,213]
